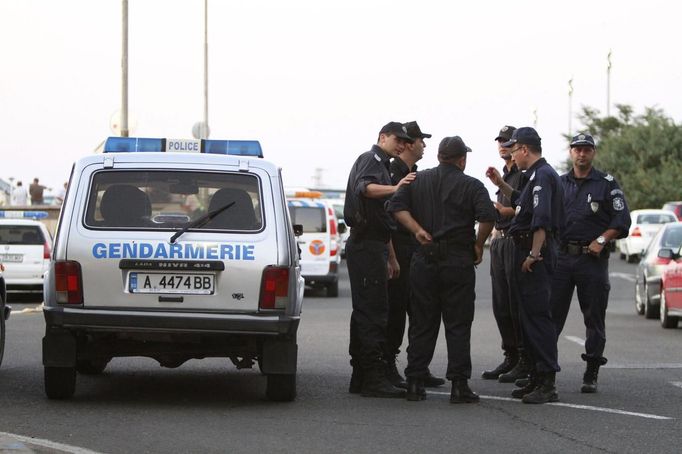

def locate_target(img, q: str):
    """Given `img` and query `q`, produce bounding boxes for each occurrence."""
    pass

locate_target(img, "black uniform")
[385,157,417,360]
[490,164,526,357]
[551,168,630,364]
[344,145,395,370]
[388,164,496,380]
[508,158,565,374]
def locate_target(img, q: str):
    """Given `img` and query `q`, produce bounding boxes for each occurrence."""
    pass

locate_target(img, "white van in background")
[288,192,345,297]
[0,218,52,298]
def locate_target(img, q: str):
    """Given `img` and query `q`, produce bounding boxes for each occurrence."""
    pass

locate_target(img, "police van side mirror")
[293,224,303,237]
[337,222,347,234]
[658,248,674,260]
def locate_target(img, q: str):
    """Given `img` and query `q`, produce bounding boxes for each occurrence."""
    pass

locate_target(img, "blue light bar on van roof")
[103,137,263,158]
[0,210,49,219]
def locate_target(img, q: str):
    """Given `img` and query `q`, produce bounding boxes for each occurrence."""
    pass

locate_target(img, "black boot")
[482,351,518,380]
[348,359,363,394]
[522,372,559,404]
[449,379,480,404]
[511,371,537,399]
[423,370,446,387]
[406,378,426,401]
[581,356,606,393]
[498,350,530,383]
[361,363,406,398]
[384,357,408,389]
[514,377,530,388]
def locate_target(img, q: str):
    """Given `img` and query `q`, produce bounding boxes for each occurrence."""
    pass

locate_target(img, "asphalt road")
[1,255,681,453]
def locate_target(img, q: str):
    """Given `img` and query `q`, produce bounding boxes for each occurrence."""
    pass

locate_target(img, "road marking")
[564,335,585,346]
[0,431,101,454]
[11,304,43,314]
[669,381,682,389]
[610,272,636,282]
[605,363,682,369]
[426,392,673,420]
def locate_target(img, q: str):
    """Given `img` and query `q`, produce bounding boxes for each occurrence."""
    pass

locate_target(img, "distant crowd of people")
[0,178,68,207]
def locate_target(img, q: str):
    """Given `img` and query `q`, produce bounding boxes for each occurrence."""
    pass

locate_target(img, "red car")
[660,247,682,328]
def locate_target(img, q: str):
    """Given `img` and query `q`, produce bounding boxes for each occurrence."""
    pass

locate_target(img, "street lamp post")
[121,0,129,137]
[568,77,573,137]
[606,49,612,118]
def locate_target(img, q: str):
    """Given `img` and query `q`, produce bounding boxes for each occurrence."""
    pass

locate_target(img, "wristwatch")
[596,235,606,246]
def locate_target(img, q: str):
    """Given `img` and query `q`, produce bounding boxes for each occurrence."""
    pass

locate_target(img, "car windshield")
[84,170,263,231]
[288,206,326,233]
[0,225,45,245]
[636,213,677,224]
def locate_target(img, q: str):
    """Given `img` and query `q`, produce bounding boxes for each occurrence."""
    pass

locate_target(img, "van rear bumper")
[43,306,299,336]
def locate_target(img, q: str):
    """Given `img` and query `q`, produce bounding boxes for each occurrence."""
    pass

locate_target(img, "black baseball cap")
[438,136,472,157]
[570,133,596,148]
[495,125,516,142]
[501,127,541,148]
[403,121,432,139]
[379,122,414,142]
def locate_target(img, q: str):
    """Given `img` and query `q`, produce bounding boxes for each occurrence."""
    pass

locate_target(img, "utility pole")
[532,108,538,128]
[203,0,209,139]
[606,49,612,117]
[121,0,129,137]
[568,77,573,136]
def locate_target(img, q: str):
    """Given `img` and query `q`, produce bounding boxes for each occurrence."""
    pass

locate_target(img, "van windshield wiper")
[169,201,236,244]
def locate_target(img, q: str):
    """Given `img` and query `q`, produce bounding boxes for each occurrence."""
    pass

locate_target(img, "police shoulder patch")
[529,171,536,181]
[604,174,614,182]
[613,197,625,211]
[610,188,623,196]
[532,185,542,193]
[373,153,382,162]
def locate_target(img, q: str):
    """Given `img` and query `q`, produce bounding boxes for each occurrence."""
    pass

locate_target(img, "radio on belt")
[103,136,264,158]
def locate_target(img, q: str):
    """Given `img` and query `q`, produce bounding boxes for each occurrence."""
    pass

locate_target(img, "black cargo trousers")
[489,234,523,355]
[385,233,416,359]
[405,247,475,381]
[346,235,390,369]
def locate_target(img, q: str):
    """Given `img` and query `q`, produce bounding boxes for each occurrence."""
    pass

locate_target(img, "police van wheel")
[44,366,76,399]
[76,358,109,375]
[326,282,339,298]
[266,373,296,402]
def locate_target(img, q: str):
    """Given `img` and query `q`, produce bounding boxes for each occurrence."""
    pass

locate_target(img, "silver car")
[635,222,682,318]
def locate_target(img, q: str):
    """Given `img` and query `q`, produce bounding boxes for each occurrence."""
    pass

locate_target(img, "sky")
[2,0,681,198]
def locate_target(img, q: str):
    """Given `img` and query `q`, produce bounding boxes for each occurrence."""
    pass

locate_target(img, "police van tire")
[326,281,339,298]
[44,366,76,399]
[266,373,296,402]
[76,358,109,375]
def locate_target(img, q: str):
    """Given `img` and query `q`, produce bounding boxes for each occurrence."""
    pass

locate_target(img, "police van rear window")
[84,170,263,231]
[288,206,326,233]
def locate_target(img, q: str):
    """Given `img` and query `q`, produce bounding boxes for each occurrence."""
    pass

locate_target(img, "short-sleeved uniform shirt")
[508,158,565,236]
[495,163,526,231]
[389,157,417,241]
[387,163,497,244]
[560,167,631,243]
[343,144,395,242]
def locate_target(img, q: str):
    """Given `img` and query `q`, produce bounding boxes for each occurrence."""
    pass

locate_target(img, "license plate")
[129,272,215,295]
[0,253,23,263]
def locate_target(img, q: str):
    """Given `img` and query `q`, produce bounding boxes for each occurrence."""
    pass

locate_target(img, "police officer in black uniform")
[384,121,445,390]
[486,127,565,404]
[482,125,531,383]
[344,121,416,398]
[388,136,496,403]
[551,133,630,393]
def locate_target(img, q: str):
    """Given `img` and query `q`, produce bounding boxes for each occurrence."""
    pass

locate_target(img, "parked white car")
[618,209,678,263]
[0,219,52,298]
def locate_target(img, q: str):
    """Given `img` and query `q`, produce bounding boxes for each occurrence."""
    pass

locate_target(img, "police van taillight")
[55,261,84,305]
[259,266,289,310]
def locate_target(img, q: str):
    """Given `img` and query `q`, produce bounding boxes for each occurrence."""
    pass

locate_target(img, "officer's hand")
[474,243,484,265]
[398,172,416,187]
[521,255,542,273]
[415,229,432,245]
[588,241,604,257]
[387,255,400,280]
[485,167,502,186]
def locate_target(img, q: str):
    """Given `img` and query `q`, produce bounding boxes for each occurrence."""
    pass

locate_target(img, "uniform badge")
[502,126,509,132]
[533,194,539,208]
[515,205,521,215]
[587,193,592,203]
[579,134,586,140]
[532,185,542,193]
[613,197,625,211]
[604,174,614,182]
[529,171,536,181]
[591,202,599,213]
[373,153,381,162]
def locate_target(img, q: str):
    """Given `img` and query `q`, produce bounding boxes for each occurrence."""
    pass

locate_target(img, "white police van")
[287,192,344,297]
[42,137,304,401]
